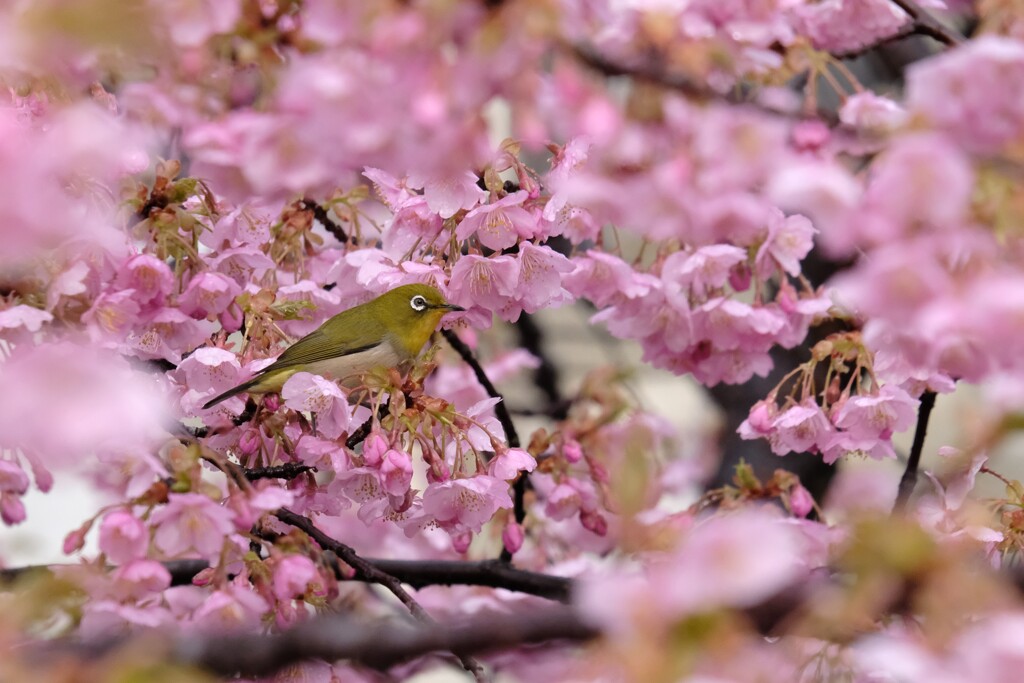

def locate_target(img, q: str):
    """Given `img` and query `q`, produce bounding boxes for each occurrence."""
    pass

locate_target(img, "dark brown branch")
[244,463,314,481]
[299,198,349,244]
[25,561,1024,678]
[513,314,568,420]
[346,403,389,450]
[440,330,520,449]
[831,22,918,60]
[2,555,571,602]
[889,0,964,47]
[440,329,527,562]
[178,608,596,677]
[894,390,937,512]
[273,508,488,680]
[573,43,725,101]
[368,558,571,602]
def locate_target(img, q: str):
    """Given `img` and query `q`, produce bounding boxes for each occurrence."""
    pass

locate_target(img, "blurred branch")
[890,0,965,47]
[299,198,349,244]
[21,558,1024,677]
[513,314,568,420]
[274,508,488,680]
[178,608,594,677]
[834,1,964,59]
[894,390,938,512]
[0,554,572,602]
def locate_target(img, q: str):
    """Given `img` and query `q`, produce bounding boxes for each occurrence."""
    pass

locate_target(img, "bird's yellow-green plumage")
[202,284,462,409]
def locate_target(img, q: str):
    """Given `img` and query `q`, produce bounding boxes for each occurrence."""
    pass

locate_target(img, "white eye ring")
[410,295,427,312]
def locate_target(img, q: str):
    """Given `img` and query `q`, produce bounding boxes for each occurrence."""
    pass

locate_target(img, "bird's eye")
[410,295,427,312]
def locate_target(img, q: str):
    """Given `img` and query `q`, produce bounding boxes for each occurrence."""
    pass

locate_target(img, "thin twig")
[894,390,938,512]
[889,0,964,47]
[299,198,349,244]
[346,403,389,450]
[513,315,568,420]
[274,509,489,681]
[440,330,520,449]
[440,329,527,561]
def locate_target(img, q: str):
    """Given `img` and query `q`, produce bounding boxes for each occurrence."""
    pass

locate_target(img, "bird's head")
[376,284,464,356]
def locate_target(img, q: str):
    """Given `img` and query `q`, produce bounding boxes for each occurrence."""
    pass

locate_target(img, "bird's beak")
[441,303,465,312]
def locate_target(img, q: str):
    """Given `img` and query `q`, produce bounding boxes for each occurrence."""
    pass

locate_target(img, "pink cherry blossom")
[150,493,237,559]
[756,210,816,278]
[178,272,243,330]
[839,92,908,134]
[448,253,520,321]
[411,171,487,219]
[281,372,351,440]
[831,385,918,443]
[662,245,748,300]
[83,290,143,338]
[272,555,319,601]
[421,475,514,534]
[192,583,269,632]
[115,254,174,307]
[488,448,537,481]
[99,510,149,565]
[0,304,52,345]
[514,242,575,315]
[766,399,834,456]
[907,36,1024,154]
[563,251,658,308]
[456,191,539,251]
[380,449,414,497]
[794,0,909,54]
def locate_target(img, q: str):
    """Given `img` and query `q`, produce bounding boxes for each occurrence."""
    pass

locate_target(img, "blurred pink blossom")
[99,510,149,565]
[150,493,236,559]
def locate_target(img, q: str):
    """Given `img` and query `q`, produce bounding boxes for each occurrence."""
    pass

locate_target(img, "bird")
[202,283,464,409]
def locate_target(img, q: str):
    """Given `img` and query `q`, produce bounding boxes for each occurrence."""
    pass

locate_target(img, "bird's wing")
[259,306,389,373]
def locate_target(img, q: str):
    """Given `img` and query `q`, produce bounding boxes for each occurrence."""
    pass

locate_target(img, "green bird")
[202,284,463,409]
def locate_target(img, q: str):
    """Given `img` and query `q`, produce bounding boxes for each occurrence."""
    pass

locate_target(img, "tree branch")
[889,0,964,47]
[273,508,489,681]
[1,555,572,602]
[22,561,1024,678]
[440,329,528,562]
[299,198,349,244]
[244,463,314,481]
[894,390,938,512]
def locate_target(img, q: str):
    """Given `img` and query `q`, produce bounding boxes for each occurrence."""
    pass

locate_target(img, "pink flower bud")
[728,263,752,292]
[451,531,473,554]
[238,429,261,456]
[192,567,216,587]
[363,432,389,467]
[263,394,281,412]
[1,494,25,525]
[502,521,524,555]
[272,555,318,601]
[562,439,583,464]
[580,510,608,536]
[380,449,413,497]
[789,484,815,518]
[63,519,93,554]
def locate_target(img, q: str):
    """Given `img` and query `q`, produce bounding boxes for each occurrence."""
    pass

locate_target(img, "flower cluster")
[2,1,1024,682]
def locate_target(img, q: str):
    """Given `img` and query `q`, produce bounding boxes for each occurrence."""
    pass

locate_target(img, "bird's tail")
[202,377,259,410]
